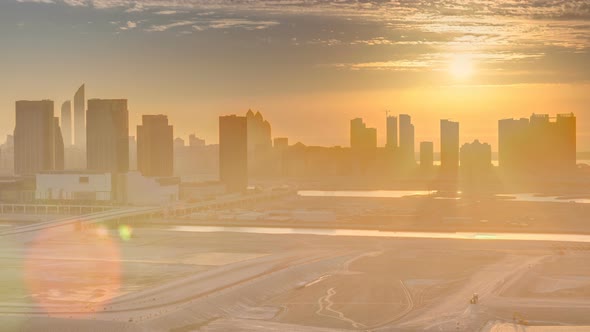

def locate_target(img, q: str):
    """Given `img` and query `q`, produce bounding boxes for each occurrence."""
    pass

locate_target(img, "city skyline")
[1,1,589,149]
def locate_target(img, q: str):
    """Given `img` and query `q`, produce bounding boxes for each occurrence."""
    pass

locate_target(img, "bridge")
[0,190,294,237]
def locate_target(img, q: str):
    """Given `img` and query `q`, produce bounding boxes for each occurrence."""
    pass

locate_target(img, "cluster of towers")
[13,85,174,178]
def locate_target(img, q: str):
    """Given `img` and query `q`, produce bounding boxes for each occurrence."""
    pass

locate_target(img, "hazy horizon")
[1,0,590,150]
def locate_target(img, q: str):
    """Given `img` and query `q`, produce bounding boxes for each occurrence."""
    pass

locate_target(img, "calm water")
[298,190,435,198]
[298,190,590,204]
[170,225,590,243]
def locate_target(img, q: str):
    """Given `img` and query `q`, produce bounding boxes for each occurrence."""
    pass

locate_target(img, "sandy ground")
[2,220,590,332]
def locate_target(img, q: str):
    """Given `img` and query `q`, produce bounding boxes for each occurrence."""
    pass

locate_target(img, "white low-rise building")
[35,172,112,201]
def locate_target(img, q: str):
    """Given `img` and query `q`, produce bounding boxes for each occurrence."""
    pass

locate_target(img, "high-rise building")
[129,136,137,171]
[219,115,248,193]
[246,110,272,151]
[86,99,129,173]
[499,113,575,174]
[14,100,56,175]
[189,134,205,147]
[398,114,415,164]
[420,141,434,169]
[53,117,65,170]
[386,115,398,149]
[274,137,289,150]
[245,110,273,176]
[137,115,173,177]
[440,119,460,172]
[74,84,85,148]
[460,140,492,172]
[350,118,377,149]
[61,101,72,147]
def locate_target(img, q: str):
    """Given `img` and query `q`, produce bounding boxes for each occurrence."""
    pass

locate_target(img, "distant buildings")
[86,99,129,173]
[14,100,63,175]
[499,113,576,174]
[399,114,415,165]
[461,140,492,172]
[137,115,173,177]
[219,115,248,193]
[246,110,272,151]
[0,135,14,174]
[440,119,459,173]
[386,115,398,149]
[129,136,137,170]
[53,117,65,171]
[61,101,72,147]
[246,110,273,176]
[73,84,85,149]
[174,135,218,181]
[420,141,434,169]
[460,140,493,191]
[350,118,377,149]
[274,137,289,150]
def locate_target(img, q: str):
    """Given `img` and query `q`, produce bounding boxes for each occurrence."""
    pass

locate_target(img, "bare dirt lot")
[2,218,590,331]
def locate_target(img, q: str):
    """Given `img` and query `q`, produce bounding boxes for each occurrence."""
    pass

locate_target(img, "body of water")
[170,225,590,244]
[298,190,590,204]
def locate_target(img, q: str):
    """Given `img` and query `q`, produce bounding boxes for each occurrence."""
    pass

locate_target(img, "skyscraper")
[350,118,377,149]
[460,140,492,172]
[420,141,434,169]
[386,115,398,149]
[61,100,72,147]
[86,99,129,173]
[246,110,272,152]
[74,84,85,148]
[137,115,173,177]
[440,119,459,172]
[398,114,415,164]
[219,115,248,193]
[499,113,576,174]
[14,100,55,175]
[53,117,65,170]
[246,110,273,175]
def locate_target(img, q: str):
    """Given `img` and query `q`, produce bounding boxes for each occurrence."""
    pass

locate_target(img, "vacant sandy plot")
[3,223,590,331]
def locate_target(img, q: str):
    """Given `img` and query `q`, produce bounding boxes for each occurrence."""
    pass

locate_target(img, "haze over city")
[1,0,590,149]
[2,1,590,332]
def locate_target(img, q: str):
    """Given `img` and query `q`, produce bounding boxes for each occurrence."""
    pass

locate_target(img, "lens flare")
[118,225,133,241]
[24,224,121,318]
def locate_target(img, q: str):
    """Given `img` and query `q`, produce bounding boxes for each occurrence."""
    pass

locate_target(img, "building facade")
[440,119,460,172]
[74,84,85,149]
[61,100,72,147]
[137,115,173,177]
[86,99,129,173]
[219,115,248,193]
[499,113,576,174]
[14,100,56,175]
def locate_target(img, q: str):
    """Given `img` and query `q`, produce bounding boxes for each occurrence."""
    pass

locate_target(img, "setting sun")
[449,54,474,80]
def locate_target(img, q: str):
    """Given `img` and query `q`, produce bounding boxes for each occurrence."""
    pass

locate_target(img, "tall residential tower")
[137,115,173,177]
[86,99,129,173]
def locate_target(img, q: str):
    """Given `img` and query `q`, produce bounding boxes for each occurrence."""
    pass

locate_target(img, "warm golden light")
[449,54,474,80]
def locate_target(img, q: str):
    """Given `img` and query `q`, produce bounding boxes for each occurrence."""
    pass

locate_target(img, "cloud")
[145,20,197,32]
[155,10,184,15]
[17,0,55,3]
[207,19,279,30]
[119,20,137,30]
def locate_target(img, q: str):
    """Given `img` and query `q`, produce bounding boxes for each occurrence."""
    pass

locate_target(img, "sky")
[1,0,589,151]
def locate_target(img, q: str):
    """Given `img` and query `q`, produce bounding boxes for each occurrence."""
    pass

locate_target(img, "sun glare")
[449,54,474,80]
